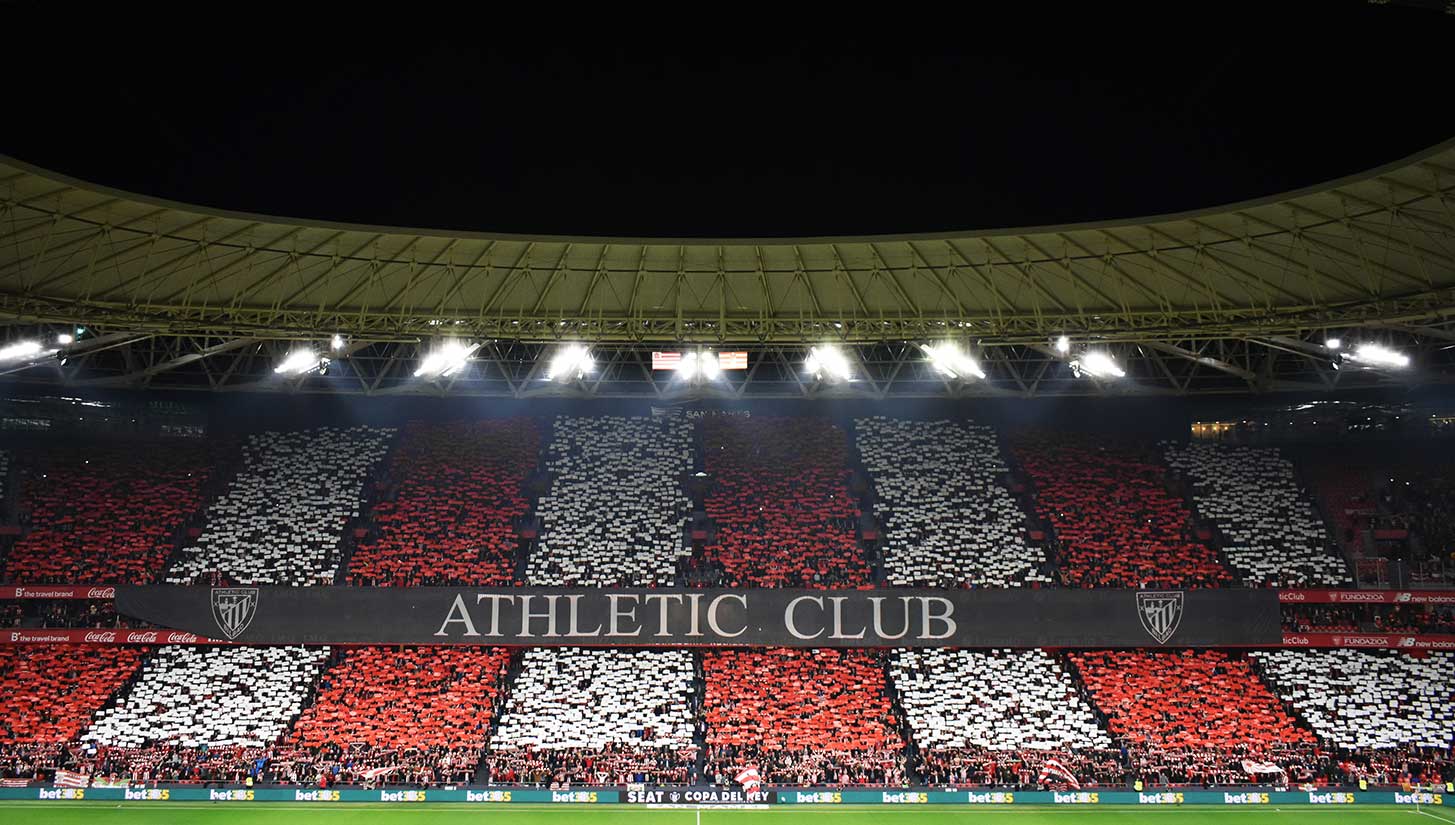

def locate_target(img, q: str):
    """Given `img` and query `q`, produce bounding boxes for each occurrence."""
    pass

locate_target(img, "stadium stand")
[165,426,394,585]
[1252,650,1455,749]
[702,648,904,786]
[1010,435,1231,588]
[4,442,217,584]
[348,419,538,586]
[1163,441,1348,586]
[855,417,1051,587]
[527,416,692,587]
[701,417,868,588]
[284,646,512,786]
[487,647,697,785]
[82,646,330,748]
[1069,650,1314,784]
[0,646,145,745]
[891,648,1111,751]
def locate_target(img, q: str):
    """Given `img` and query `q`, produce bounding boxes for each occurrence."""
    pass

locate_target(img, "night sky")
[4,2,1454,238]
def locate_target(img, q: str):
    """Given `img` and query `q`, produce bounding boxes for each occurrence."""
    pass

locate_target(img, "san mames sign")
[113,586,1280,647]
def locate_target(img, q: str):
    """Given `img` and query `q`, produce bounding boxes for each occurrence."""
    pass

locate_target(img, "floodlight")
[1345,343,1409,369]
[331,334,346,351]
[1055,335,1071,354]
[921,342,986,380]
[1073,351,1125,379]
[545,344,593,382]
[56,333,74,346]
[415,340,480,378]
[0,340,45,363]
[805,345,852,381]
[700,351,722,380]
[274,349,325,375]
[1324,337,1342,351]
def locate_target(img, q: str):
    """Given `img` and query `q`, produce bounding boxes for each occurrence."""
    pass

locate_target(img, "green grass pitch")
[3,803,1451,824]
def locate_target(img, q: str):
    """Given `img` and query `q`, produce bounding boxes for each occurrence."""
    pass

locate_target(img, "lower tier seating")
[487,648,697,785]
[1012,435,1232,588]
[1252,650,1455,750]
[5,442,218,584]
[82,646,330,748]
[703,648,904,785]
[1069,650,1314,752]
[0,646,145,744]
[349,419,538,586]
[289,646,512,749]
[891,648,1110,751]
[702,417,868,588]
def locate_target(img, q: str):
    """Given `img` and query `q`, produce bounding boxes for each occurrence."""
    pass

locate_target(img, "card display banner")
[1278,589,1455,605]
[110,586,1282,647]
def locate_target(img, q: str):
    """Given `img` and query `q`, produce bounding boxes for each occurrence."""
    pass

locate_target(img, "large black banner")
[115,586,1281,647]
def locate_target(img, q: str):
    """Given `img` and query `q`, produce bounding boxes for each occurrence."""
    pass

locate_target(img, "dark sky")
[5,2,1454,238]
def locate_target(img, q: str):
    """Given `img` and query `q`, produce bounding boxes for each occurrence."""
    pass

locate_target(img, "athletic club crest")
[1136,591,1184,645]
[210,587,259,640]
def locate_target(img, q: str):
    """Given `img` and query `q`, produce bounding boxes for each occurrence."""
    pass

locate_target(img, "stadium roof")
[1,140,1454,398]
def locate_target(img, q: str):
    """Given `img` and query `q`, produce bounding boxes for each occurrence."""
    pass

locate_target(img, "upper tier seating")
[165,426,394,585]
[891,648,1110,751]
[487,648,697,785]
[702,648,904,785]
[1252,650,1455,749]
[5,443,217,584]
[83,646,329,748]
[702,417,867,588]
[290,646,511,749]
[856,418,1051,587]
[1163,442,1348,586]
[1011,435,1231,588]
[348,419,538,586]
[527,416,692,586]
[0,646,145,744]
[1069,650,1314,752]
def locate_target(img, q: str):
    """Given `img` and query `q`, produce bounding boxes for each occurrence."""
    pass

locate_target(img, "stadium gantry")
[1,138,1455,398]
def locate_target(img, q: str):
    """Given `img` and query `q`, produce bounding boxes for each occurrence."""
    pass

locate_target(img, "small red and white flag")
[1037,758,1079,789]
[359,766,399,780]
[734,766,762,794]
[717,351,748,370]
[0,778,29,788]
[54,769,89,788]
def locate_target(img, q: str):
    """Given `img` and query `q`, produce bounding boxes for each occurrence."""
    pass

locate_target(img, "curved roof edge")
[5,137,1455,245]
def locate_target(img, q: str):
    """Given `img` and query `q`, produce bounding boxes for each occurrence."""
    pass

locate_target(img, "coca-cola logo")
[86,587,116,599]
[126,632,160,643]
[165,632,200,643]
[83,632,117,643]
[1278,591,1307,602]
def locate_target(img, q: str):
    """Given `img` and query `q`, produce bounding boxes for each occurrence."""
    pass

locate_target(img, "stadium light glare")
[805,345,852,381]
[1324,337,1342,351]
[415,340,480,378]
[56,333,74,346]
[273,349,326,375]
[0,340,45,363]
[921,342,986,380]
[700,351,721,380]
[1072,350,1125,379]
[330,334,346,351]
[1345,343,1409,369]
[545,344,593,382]
[1055,335,1071,355]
